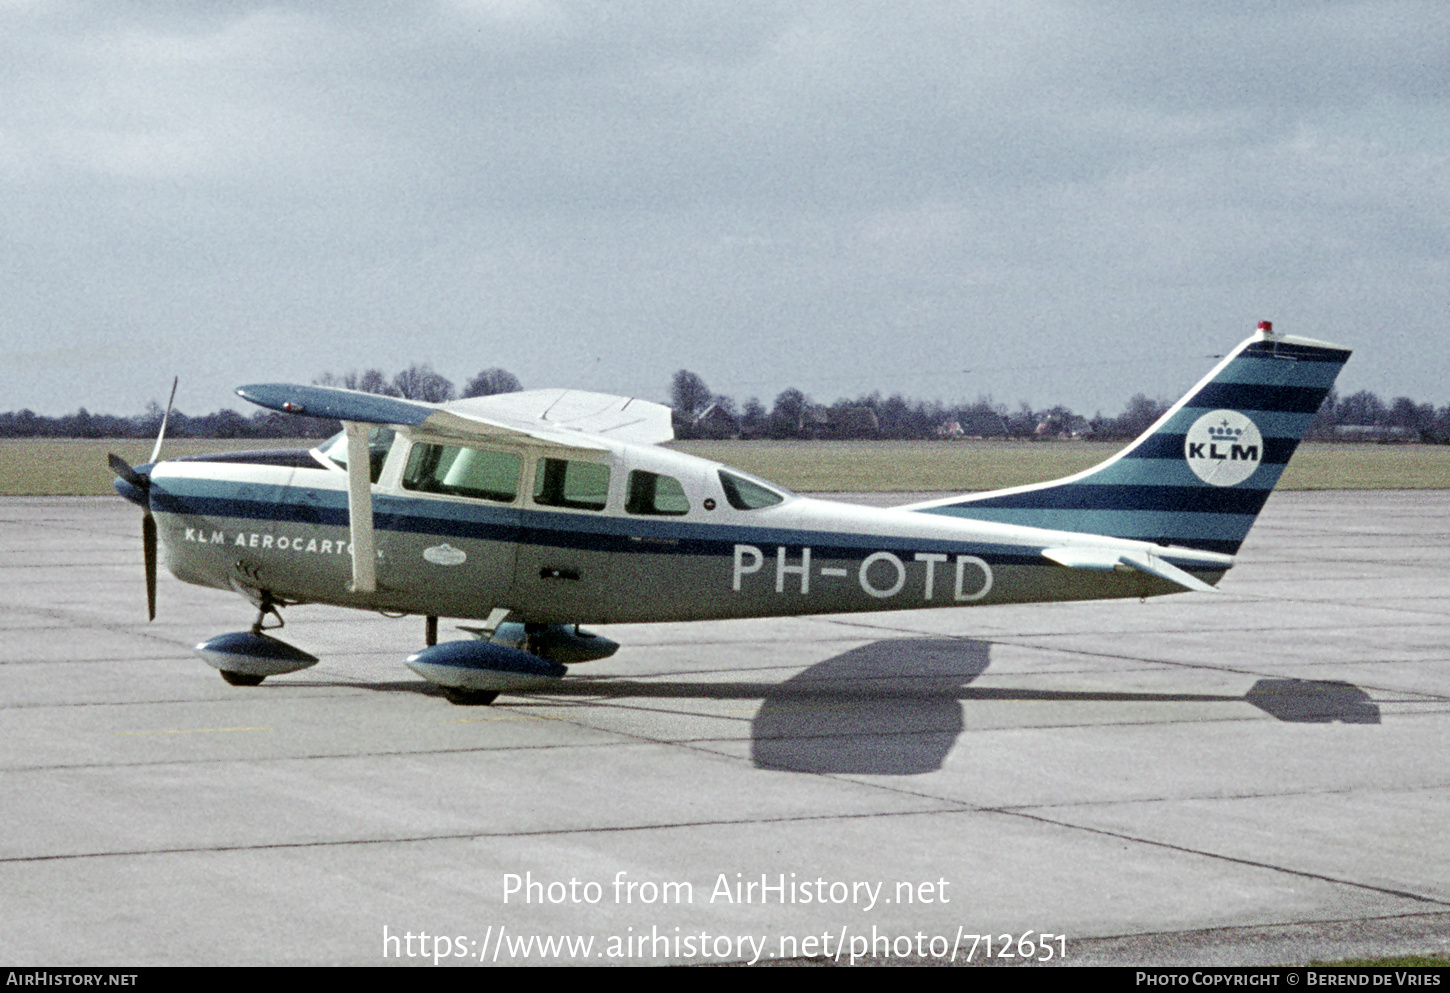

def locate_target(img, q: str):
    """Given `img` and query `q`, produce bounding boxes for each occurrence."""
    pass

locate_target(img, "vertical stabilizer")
[904,323,1351,554]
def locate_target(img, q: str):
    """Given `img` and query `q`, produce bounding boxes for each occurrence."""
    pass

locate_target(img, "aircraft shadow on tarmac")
[744,641,1382,774]
[332,638,1379,776]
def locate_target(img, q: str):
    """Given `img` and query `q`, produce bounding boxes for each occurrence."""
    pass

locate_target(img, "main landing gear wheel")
[441,687,499,706]
[219,670,266,687]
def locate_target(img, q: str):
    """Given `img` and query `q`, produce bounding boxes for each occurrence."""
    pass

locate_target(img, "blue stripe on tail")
[907,330,1351,554]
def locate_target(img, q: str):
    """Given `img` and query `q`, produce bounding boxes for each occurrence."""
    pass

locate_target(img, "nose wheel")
[215,597,285,685]
[197,593,317,688]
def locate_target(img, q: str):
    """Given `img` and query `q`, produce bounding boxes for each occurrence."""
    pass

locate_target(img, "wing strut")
[343,421,377,594]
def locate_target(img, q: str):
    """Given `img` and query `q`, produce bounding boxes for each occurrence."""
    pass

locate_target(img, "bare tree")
[740,397,767,437]
[463,368,523,397]
[355,369,399,396]
[392,364,456,403]
[671,370,712,418]
[768,388,808,438]
[314,369,400,396]
[1116,393,1170,438]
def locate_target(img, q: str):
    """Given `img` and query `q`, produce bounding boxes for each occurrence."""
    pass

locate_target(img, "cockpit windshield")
[317,427,396,483]
[718,469,790,510]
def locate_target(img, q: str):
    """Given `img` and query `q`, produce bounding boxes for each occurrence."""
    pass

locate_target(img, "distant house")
[1034,413,1092,440]
[936,419,964,439]
[691,403,740,439]
[1334,425,1416,443]
[802,405,879,439]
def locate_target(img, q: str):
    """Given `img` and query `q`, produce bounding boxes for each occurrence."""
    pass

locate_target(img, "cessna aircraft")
[111,321,1349,705]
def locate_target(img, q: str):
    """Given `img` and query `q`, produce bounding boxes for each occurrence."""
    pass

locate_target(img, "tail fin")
[904,323,1351,554]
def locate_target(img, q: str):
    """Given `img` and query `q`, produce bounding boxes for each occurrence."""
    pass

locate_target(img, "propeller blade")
[108,453,149,491]
[143,512,158,622]
[148,377,178,465]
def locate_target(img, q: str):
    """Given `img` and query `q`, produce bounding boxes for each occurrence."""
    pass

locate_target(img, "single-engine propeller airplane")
[111,321,1349,705]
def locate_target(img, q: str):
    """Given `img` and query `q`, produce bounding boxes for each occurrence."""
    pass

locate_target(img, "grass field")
[674,439,1450,493]
[0,438,318,497]
[2,437,1446,497]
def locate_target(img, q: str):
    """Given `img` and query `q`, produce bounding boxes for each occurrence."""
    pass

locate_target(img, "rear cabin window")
[533,458,610,511]
[626,470,690,516]
[402,444,521,503]
[719,469,786,510]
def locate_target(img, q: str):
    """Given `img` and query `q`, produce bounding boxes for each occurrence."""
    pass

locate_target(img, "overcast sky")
[3,0,1446,420]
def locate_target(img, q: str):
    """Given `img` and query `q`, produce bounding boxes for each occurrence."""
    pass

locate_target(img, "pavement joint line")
[0,714,1359,774]
[963,641,1450,702]
[114,726,273,735]
[0,738,657,773]
[17,790,1435,912]
[0,805,985,865]
[7,692,1447,774]
[812,618,1450,702]
[0,689,385,710]
[991,807,1450,909]
[1059,909,1450,964]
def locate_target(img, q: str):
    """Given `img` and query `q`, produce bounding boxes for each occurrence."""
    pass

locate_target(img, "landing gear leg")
[217,594,285,687]
[426,614,438,647]
[250,594,284,636]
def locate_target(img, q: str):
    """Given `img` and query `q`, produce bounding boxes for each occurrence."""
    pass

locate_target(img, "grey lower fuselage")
[149,437,1225,627]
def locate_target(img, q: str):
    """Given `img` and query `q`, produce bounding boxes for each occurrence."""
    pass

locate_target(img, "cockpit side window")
[402,443,521,503]
[626,470,690,516]
[318,427,395,484]
[533,457,610,511]
[718,469,786,510]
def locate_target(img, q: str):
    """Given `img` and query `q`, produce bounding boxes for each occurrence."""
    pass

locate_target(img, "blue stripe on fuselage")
[150,476,1053,567]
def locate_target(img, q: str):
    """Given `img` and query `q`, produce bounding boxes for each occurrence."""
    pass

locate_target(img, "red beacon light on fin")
[1257,320,1274,334]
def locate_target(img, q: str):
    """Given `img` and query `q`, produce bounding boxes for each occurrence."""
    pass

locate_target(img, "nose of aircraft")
[109,454,154,508]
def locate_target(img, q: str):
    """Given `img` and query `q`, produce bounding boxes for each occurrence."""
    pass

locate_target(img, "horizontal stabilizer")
[1041,546,1222,594]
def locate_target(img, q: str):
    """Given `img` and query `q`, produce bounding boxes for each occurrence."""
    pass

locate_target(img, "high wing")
[235,383,674,593]
[235,384,674,451]
[446,389,675,446]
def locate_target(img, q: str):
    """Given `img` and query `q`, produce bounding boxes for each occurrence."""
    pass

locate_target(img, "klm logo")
[1187,422,1259,462]
[1184,410,1263,487]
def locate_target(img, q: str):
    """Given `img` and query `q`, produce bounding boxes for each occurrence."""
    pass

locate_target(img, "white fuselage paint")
[148,433,1233,626]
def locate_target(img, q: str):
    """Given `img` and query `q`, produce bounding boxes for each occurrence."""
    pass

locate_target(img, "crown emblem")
[1184,410,1263,487]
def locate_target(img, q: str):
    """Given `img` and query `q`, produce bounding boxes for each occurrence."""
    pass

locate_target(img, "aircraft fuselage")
[147,437,1224,626]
